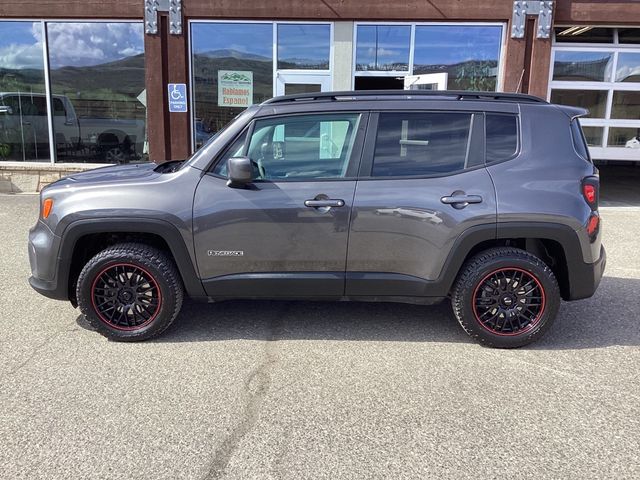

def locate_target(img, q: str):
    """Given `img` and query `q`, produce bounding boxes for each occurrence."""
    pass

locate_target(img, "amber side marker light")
[42,198,54,219]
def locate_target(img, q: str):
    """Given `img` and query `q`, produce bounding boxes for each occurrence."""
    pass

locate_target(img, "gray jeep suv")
[28,90,606,348]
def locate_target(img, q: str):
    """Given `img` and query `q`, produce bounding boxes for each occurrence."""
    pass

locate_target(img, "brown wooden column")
[144,14,190,163]
[501,7,553,99]
[502,35,527,93]
[528,33,552,99]
[166,23,191,161]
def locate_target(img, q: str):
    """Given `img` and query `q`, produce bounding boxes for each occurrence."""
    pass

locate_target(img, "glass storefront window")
[616,53,640,82]
[413,26,502,91]
[552,51,613,82]
[278,24,330,70]
[0,21,49,162]
[554,27,614,43]
[46,22,146,163]
[191,23,273,147]
[582,127,604,147]
[550,89,608,118]
[611,91,640,120]
[608,127,640,147]
[618,29,640,44]
[355,25,411,71]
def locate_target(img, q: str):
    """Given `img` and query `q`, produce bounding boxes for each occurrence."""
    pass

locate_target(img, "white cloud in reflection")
[47,23,143,68]
[0,22,143,71]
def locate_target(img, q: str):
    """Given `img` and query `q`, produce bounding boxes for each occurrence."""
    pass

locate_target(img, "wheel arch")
[440,222,585,301]
[60,218,206,304]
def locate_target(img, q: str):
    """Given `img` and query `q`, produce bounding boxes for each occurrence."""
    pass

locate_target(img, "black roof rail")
[261,90,548,105]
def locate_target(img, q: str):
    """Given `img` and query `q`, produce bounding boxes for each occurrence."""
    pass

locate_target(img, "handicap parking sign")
[168,83,188,112]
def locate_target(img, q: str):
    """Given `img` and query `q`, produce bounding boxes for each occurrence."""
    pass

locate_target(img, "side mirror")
[0,105,13,115]
[227,156,254,188]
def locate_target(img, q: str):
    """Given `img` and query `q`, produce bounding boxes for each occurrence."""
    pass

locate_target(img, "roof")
[262,90,548,106]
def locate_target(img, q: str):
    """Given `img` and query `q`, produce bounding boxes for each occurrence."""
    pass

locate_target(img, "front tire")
[451,247,560,348]
[76,243,184,341]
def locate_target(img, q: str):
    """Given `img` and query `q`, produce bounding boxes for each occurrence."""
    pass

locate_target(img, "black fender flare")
[436,221,592,300]
[57,217,206,299]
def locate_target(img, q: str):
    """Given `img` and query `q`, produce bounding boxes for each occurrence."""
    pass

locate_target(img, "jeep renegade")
[28,90,606,348]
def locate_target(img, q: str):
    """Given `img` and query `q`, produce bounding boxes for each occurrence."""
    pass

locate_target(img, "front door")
[276,72,332,96]
[193,111,367,298]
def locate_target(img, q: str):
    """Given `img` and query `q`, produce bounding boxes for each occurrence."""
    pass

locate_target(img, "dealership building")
[0,0,639,191]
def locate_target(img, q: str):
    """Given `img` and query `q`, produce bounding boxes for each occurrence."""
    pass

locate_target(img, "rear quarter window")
[570,119,591,162]
[485,113,518,164]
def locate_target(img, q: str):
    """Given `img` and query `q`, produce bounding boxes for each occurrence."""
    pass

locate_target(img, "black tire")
[76,243,184,341]
[451,247,560,348]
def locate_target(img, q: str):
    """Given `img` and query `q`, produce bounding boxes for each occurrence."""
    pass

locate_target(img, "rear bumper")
[568,245,606,301]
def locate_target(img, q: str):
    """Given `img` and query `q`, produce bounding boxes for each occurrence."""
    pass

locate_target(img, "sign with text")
[168,83,187,113]
[218,71,253,108]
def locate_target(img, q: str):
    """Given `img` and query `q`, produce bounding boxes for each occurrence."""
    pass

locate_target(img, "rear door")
[346,110,497,297]
[193,111,368,298]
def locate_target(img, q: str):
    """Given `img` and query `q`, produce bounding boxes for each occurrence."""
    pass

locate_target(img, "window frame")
[357,110,487,180]
[207,111,370,182]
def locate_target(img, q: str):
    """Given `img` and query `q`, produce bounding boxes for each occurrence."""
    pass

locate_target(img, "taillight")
[582,176,599,210]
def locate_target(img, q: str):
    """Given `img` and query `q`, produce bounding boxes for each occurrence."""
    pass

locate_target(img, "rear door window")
[371,112,473,177]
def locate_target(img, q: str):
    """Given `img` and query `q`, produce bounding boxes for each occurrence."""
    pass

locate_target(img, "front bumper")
[568,245,606,301]
[28,220,68,301]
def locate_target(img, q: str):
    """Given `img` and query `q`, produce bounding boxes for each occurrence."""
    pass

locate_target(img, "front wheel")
[76,243,184,341]
[451,247,560,348]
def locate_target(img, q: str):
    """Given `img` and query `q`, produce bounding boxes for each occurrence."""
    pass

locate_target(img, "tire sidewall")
[456,254,560,348]
[77,251,179,341]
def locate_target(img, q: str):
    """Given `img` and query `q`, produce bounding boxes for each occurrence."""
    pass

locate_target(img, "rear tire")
[451,247,560,348]
[76,243,183,342]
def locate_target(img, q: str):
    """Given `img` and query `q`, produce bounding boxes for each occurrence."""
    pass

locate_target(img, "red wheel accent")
[90,262,163,331]
[471,267,546,337]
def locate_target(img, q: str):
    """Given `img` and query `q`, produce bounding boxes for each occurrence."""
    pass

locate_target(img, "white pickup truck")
[0,92,145,163]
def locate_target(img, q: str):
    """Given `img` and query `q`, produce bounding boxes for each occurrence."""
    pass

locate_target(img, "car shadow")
[75,276,640,350]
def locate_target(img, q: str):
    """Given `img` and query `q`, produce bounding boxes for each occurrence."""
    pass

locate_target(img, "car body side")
[28,98,605,307]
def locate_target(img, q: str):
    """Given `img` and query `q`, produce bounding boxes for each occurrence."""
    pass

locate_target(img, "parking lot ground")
[1,194,639,480]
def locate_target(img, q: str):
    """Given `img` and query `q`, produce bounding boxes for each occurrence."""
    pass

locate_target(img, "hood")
[66,162,159,184]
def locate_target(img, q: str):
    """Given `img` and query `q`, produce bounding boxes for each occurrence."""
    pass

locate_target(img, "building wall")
[2,0,640,166]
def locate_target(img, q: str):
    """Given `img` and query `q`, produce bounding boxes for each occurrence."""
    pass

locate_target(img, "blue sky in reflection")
[191,23,273,59]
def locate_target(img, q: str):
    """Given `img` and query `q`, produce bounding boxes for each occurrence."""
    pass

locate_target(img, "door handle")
[304,199,345,208]
[441,192,483,209]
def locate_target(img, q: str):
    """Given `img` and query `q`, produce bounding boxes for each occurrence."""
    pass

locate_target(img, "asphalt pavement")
[0,194,639,480]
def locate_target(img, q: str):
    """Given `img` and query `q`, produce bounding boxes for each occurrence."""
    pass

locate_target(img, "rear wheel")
[451,247,560,348]
[76,243,183,341]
